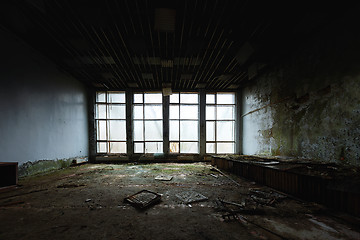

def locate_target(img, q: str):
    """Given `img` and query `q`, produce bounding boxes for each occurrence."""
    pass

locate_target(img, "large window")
[169,92,199,153]
[95,91,127,154]
[206,92,235,154]
[133,92,163,153]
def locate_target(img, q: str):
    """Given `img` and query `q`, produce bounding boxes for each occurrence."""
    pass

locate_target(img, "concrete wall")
[0,29,89,172]
[242,13,360,166]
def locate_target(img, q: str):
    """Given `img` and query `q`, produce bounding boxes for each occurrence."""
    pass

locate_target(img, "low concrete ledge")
[212,155,360,217]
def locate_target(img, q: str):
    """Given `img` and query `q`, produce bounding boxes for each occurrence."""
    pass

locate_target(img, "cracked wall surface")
[242,13,360,166]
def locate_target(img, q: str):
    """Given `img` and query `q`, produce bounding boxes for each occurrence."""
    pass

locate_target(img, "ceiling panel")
[0,0,351,91]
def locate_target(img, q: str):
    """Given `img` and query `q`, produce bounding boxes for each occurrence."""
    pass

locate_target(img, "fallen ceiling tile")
[176,191,208,204]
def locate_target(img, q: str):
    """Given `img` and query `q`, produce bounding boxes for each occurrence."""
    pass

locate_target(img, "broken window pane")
[97,142,107,153]
[109,142,126,153]
[169,120,179,141]
[206,106,216,120]
[170,142,179,153]
[134,93,143,103]
[108,120,126,141]
[169,105,179,119]
[217,143,235,154]
[133,105,143,119]
[217,121,234,141]
[145,142,163,153]
[96,104,107,119]
[144,105,163,119]
[108,105,126,119]
[217,106,234,120]
[97,120,107,140]
[133,120,144,141]
[206,143,215,153]
[134,142,144,153]
[180,142,198,153]
[180,93,198,104]
[217,93,235,104]
[96,92,106,103]
[108,92,125,103]
[180,121,198,141]
[169,93,179,103]
[206,94,215,104]
[206,121,215,141]
[144,93,162,103]
[180,105,198,119]
[145,120,163,141]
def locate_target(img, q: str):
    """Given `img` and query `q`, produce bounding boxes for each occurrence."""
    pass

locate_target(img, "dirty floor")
[0,163,359,240]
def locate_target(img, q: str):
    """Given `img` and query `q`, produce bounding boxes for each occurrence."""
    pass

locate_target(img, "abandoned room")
[0,0,359,239]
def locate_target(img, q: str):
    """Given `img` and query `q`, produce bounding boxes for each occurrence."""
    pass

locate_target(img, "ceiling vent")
[218,74,233,81]
[180,74,193,81]
[141,73,154,80]
[227,84,239,89]
[101,72,114,79]
[154,8,176,32]
[195,82,207,88]
[161,59,174,68]
[174,58,201,66]
[235,42,254,65]
[127,82,139,88]
[102,56,115,64]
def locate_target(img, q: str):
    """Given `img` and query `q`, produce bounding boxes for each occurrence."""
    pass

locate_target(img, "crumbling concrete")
[242,12,360,166]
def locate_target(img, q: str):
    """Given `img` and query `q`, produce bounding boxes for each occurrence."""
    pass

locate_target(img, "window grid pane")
[133,92,163,154]
[206,92,236,154]
[95,91,126,154]
[170,92,199,154]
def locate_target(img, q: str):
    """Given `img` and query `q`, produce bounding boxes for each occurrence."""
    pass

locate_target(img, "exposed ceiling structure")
[0,0,350,91]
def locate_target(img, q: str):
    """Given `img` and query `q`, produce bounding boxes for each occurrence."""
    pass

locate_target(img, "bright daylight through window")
[206,92,236,154]
[169,92,199,153]
[133,92,163,153]
[95,91,236,155]
[95,91,127,154]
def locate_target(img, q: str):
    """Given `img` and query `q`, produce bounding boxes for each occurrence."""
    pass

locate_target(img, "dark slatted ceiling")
[0,0,352,91]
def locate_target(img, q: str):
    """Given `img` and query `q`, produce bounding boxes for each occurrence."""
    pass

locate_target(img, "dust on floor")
[0,163,359,240]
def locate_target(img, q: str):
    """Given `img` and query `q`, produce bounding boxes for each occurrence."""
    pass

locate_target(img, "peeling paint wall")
[0,29,89,171]
[242,13,360,166]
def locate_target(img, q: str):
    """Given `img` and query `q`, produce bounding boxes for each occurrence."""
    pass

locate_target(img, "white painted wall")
[241,81,274,156]
[0,29,89,165]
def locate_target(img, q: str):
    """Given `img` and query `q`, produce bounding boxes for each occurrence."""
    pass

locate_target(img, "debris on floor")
[124,190,161,209]
[1,163,359,240]
[155,175,173,181]
[249,188,287,206]
[218,198,245,208]
[175,191,208,204]
[215,198,263,215]
[57,183,86,188]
